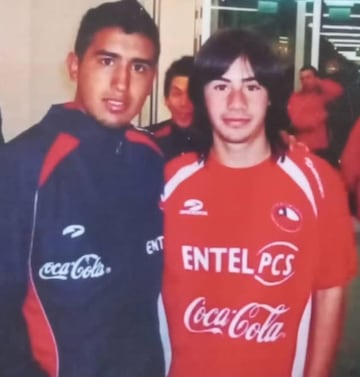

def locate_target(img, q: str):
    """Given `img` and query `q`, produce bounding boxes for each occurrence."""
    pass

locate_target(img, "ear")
[66,52,79,82]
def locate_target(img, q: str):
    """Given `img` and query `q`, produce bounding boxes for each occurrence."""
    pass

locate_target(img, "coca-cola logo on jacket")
[39,254,111,280]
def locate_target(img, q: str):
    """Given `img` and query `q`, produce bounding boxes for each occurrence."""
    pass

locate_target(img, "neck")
[212,133,271,168]
[172,118,192,129]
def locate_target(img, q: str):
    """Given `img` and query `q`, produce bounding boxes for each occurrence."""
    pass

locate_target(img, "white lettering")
[180,243,298,286]
[258,252,273,274]
[146,235,164,255]
[284,254,295,276]
[228,248,241,273]
[193,246,209,271]
[241,248,255,274]
[39,254,110,280]
[212,248,227,272]
[182,245,194,270]
[184,297,288,342]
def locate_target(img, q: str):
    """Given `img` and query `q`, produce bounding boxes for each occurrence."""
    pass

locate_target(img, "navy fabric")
[148,119,200,161]
[0,105,164,377]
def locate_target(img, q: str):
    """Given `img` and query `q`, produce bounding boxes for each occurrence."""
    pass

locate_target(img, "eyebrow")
[170,84,185,90]
[94,49,156,66]
[217,75,258,83]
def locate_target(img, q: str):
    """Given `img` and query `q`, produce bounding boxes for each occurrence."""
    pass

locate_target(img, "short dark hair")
[189,28,288,158]
[74,0,160,62]
[164,56,194,98]
[300,65,318,76]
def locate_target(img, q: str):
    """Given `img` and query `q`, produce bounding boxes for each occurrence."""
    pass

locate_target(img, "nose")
[111,65,130,92]
[180,92,192,108]
[228,88,247,110]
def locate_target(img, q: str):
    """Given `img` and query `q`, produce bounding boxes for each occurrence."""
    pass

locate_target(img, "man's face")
[68,27,157,128]
[300,69,317,91]
[165,76,193,128]
[204,56,269,147]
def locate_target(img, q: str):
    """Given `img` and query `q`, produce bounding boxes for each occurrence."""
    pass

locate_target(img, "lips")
[222,116,250,127]
[104,98,128,113]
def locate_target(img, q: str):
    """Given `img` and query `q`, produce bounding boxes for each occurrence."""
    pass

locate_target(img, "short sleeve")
[313,157,358,289]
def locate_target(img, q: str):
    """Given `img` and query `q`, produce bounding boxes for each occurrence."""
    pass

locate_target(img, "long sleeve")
[320,78,343,102]
[0,146,47,377]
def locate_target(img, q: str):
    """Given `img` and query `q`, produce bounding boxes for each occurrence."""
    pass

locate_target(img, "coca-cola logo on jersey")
[184,297,288,341]
[39,254,111,280]
[182,241,298,286]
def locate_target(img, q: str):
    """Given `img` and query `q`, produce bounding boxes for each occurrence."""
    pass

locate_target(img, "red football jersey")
[287,79,343,151]
[162,150,357,377]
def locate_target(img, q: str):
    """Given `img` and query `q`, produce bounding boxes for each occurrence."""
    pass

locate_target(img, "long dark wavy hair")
[188,28,288,159]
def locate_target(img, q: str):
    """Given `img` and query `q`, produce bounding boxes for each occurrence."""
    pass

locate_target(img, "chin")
[99,118,129,129]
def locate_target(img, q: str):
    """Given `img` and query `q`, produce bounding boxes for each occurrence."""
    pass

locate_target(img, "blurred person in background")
[287,65,343,167]
[149,56,200,160]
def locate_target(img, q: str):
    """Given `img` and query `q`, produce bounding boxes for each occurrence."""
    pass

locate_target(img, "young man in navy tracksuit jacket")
[0,1,165,376]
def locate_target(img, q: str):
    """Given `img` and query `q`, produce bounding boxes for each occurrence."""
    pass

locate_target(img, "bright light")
[337,50,360,60]
[333,43,360,47]
[324,1,355,6]
[309,23,360,30]
[210,6,257,12]
[320,32,360,37]
[306,12,360,18]
[329,38,360,42]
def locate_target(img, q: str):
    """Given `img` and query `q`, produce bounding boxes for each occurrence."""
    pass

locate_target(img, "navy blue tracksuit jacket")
[0,104,165,377]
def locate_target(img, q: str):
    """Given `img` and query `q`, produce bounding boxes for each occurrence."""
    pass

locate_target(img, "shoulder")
[0,106,80,187]
[285,148,339,178]
[288,90,302,101]
[162,153,203,201]
[0,121,54,168]
[125,127,164,157]
[287,91,304,109]
[283,149,346,201]
[165,152,201,180]
[1,104,72,158]
[146,120,172,139]
[320,78,343,95]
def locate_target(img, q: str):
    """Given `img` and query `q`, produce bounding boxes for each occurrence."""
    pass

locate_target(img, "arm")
[341,118,360,192]
[319,79,343,102]
[0,146,47,377]
[287,93,327,131]
[304,286,345,377]
[303,156,358,377]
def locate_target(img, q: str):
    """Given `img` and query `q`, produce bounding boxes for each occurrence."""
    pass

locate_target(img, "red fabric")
[341,117,360,218]
[287,79,343,151]
[153,124,172,138]
[23,283,58,377]
[39,133,79,187]
[162,150,356,377]
[125,129,163,156]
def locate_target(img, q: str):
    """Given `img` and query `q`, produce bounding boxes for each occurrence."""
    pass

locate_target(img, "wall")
[0,0,31,141]
[156,0,196,123]
[0,0,196,141]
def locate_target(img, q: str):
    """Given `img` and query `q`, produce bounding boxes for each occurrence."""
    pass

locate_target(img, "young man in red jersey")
[161,28,357,377]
